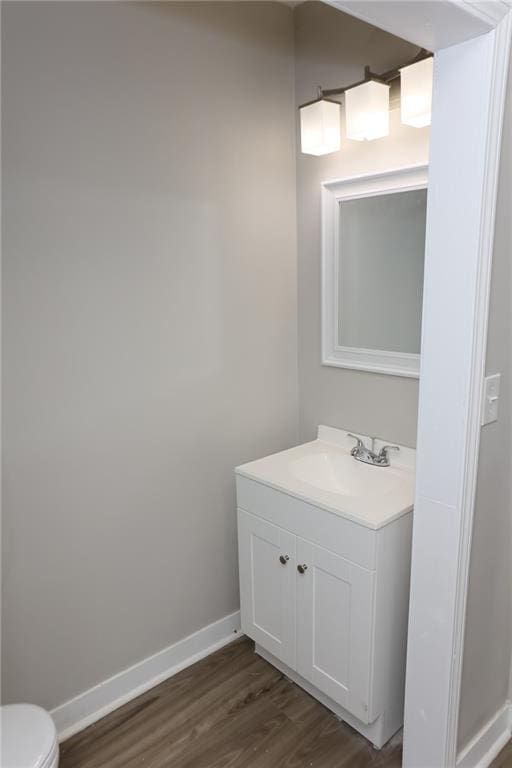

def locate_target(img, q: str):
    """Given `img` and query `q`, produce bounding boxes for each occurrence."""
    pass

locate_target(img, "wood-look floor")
[61,637,402,768]
[60,635,512,768]
[492,740,512,768]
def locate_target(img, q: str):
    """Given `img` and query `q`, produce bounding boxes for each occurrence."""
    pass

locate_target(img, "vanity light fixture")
[299,50,433,156]
[299,91,341,156]
[345,78,390,141]
[399,57,434,128]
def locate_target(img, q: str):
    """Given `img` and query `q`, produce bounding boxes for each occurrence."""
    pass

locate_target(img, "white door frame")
[324,2,512,766]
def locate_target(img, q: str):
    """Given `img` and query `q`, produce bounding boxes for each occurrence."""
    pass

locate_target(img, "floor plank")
[60,637,403,768]
[490,740,512,768]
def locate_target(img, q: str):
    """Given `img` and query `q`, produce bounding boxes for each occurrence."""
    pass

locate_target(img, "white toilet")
[1,704,59,768]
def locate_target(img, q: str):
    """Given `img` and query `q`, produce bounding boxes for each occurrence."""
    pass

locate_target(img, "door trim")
[444,15,512,762]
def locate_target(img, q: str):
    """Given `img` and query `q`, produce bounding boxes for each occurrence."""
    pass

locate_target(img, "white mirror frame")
[321,163,428,378]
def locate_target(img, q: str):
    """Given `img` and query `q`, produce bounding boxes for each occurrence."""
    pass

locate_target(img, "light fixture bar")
[317,49,432,100]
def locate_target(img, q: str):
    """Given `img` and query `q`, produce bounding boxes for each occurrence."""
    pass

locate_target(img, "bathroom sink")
[288,450,399,497]
[236,425,415,530]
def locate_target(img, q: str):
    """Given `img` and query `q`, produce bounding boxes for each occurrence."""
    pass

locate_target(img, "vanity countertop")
[235,425,415,531]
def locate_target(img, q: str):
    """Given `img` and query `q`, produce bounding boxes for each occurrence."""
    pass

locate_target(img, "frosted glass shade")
[400,58,433,128]
[300,99,341,156]
[345,80,390,141]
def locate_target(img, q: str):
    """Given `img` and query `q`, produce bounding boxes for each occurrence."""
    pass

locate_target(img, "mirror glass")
[337,188,427,354]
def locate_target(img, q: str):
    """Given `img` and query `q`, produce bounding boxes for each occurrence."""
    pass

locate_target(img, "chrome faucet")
[347,433,399,467]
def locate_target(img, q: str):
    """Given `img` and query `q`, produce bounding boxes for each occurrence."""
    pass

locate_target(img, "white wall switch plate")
[481,373,501,426]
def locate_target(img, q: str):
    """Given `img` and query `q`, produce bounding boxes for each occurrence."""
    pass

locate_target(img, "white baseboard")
[457,702,512,768]
[51,610,241,742]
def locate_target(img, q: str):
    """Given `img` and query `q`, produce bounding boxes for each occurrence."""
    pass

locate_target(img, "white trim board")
[457,702,512,768]
[447,14,512,765]
[403,15,512,768]
[51,611,241,742]
[324,1,509,51]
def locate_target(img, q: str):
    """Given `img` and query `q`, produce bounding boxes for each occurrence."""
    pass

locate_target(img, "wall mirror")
[322,164,428,377]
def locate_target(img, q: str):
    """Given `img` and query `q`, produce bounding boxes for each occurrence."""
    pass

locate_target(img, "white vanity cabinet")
[236,448,414,750]
[295,536,374,725]
[239,508,375,724]
[237,511,297,669]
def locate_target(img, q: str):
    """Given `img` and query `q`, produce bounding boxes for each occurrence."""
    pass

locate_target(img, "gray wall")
[458,53,512,751]
[1,1,298,710]
[294,2,430,447]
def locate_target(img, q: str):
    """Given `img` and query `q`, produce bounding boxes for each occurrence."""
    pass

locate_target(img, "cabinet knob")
[279,554,289,565]
[297,564,308,574]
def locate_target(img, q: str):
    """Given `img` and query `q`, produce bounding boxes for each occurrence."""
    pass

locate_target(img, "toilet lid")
[1,704,57,768]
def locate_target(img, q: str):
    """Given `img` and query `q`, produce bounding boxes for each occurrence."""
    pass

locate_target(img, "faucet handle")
[378,444,400,460]
[347,433,364,449]
[347,433,366,456]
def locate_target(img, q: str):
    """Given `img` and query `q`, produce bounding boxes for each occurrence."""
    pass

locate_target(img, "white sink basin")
[236,425,416,530]
[289,450,399,497]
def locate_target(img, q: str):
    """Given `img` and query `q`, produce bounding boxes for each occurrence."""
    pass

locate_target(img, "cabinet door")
[238,509,296,668]
[296,538,375,723]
